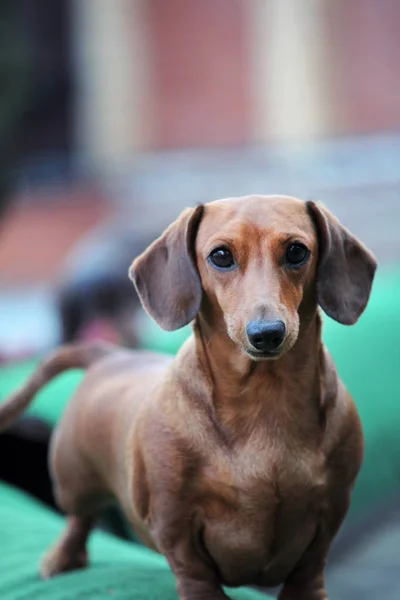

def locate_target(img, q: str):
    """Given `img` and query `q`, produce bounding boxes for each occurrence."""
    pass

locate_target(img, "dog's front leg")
[279,569,327,600]
[175,565,230,600]
[161,529,229,600]
[278,530,329,600]
[278,491,350,600]
[152,508,229,600]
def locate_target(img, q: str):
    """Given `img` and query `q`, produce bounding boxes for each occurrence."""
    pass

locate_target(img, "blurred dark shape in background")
[0,0,71,213]
[57,222,160,346]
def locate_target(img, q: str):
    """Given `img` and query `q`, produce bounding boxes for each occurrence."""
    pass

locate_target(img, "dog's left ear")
[129,205,204,331]
[307,201,377,325]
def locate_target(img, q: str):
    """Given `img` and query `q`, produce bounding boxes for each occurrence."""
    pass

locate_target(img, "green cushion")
[323,267,400,519]
[0,268,399,521]
[0,482,271,600]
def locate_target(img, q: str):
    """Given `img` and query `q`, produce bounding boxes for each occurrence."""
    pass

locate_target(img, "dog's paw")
[40,546,88,579]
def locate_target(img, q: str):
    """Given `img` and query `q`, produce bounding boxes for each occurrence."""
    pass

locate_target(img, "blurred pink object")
[78,319,122,344]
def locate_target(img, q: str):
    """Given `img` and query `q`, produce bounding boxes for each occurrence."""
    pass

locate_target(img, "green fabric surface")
[0,268,399,521]
[0,482,271,600]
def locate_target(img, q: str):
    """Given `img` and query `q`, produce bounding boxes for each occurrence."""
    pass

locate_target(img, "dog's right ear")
[129,205,204,331]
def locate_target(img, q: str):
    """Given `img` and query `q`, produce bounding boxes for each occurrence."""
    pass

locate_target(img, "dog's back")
[48,348,172,515]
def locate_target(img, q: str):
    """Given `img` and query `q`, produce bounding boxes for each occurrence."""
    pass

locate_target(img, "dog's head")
[130,196,377,360]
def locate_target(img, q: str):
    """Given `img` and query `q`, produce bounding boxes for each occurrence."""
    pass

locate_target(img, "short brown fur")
[0,195,377,599]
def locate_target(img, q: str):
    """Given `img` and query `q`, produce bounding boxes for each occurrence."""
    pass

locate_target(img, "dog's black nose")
[247,320,286,353]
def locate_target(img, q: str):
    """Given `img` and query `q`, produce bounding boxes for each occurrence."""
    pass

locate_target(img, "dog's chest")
[199,442,326,587]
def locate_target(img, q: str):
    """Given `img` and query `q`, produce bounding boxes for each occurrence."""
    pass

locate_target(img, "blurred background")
[0,1,400,599]
[1,0,400,359]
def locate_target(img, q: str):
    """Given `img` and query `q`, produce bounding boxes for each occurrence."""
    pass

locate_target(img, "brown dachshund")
[0,196,377,600]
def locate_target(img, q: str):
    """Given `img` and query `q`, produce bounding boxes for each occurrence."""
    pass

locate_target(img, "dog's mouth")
[245,348,282,360]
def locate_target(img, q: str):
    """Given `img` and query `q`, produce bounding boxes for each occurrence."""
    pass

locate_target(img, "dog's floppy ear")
[307,201,377,325]
[129,205,204,331]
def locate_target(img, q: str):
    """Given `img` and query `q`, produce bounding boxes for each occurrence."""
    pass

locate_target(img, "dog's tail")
[0,342,113,433]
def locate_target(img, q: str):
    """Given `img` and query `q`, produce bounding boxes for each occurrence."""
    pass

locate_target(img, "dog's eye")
[208,247,235,270]
[286,243,309,267]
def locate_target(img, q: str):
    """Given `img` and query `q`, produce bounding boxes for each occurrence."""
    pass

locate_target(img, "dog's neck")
[192,303,329,443]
